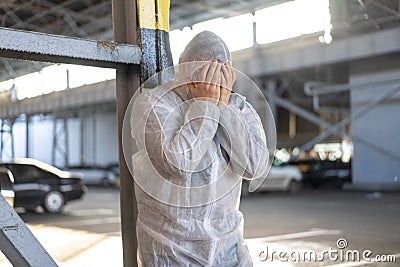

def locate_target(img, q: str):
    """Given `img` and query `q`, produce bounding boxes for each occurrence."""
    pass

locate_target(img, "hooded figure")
[131,31,269,266]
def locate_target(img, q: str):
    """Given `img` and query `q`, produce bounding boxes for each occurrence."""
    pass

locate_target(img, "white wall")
[350,55,400,190]
[12,112,119,167]
[95,113,118,165]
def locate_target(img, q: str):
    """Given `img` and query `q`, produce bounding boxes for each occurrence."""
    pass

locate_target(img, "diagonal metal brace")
[265,91,400,160]
[300,83,400,152]
[0,194,58,267]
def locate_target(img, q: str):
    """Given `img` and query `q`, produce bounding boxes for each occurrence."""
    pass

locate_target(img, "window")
[0,171,13,190]
[7,164,40,183]
[255,0,331,44]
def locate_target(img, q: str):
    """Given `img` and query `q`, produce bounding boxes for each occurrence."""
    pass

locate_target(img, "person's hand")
[188,60,222,106]
[218,62,236,108]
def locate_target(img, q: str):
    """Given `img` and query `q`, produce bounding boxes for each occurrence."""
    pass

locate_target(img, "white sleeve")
[217,94,269,179]
[144,97,221,178]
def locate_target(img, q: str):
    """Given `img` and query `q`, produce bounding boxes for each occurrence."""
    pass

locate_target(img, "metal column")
[80,113,85,165]
[10,119,14,159]
[137,0,173,85]
[252,11,258,47]
[25,115,30,158]
[52,116,69,167]
[112,0,173,266]
[0,119,15,160]
[112,1,140,266]
[92,110,97,164]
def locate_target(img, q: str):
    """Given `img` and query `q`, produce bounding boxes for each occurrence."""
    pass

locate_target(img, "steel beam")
[0,194,58,267]
[267,86,400,161]
[63,13,89,37]
[233,27,400,77]
[2,7,45,33]
[266,93,340,130]
[112,0,139,266]
[370,1,399,16]
[0,80,116,119]
[0,27,140,67]
[266,88,399,159]
[300,83,400,152]
[170,0,288,29]
[0,59,17,78]
[18,0,110,29]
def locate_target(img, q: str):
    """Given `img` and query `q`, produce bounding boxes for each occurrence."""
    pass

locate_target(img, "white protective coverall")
[130,31,269,266]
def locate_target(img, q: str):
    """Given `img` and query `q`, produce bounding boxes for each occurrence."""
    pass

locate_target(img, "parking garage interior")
[0,0,399,266]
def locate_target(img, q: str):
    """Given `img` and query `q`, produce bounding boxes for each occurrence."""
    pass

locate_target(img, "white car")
[241,165,302,195]
[65,166,116,186]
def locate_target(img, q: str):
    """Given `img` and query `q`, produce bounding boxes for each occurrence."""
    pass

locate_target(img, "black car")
[284,159,351,188]
[0,167,15,207]
[0,159,87,213]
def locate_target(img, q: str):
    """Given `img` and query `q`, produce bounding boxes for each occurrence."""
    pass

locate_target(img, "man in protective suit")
[130,31,269,266]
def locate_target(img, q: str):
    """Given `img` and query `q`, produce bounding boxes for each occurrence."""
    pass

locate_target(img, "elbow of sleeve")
[242,147,270,179]
[162,144,210,177]
[161,150,188,177]
[253,150,270,179]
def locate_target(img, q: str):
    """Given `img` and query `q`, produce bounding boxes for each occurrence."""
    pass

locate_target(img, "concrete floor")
[241,190,400,266]
[0,187,399,266]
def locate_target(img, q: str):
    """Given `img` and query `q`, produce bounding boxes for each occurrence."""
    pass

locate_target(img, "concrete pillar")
[350,54,400,191]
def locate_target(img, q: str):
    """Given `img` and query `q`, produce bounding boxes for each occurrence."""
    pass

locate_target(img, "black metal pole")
[113,0,173,266]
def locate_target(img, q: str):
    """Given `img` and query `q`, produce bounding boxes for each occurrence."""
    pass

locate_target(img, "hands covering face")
[187,60,236,107]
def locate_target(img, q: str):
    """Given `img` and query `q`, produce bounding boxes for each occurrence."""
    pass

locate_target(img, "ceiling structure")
[0,0,400,82]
